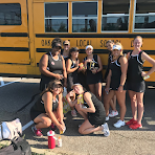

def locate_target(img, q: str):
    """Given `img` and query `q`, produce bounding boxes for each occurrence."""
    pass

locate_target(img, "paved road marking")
[0,77,5,86]
[0,77,22,88]
[22,120,34,131]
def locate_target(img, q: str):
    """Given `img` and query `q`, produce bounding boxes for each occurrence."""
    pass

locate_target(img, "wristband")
[119,85,124,87]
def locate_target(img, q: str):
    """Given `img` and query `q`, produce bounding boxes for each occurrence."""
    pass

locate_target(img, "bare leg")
[112,95,117,110]
[75,104,87,120]
[78,119,103,135]
[104,90,115,116]
[34,113,52,129]
[115,91,126,121]
[136,92,144,124]
[95,82,102,101]
[128,90,137,120]
[88,84,96,95]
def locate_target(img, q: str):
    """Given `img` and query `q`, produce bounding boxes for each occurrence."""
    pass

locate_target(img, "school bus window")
[72,2,97,32]
[102,0,130,31]
[134,0,155,30]
[45,3,68,32]
[0,3,21,25]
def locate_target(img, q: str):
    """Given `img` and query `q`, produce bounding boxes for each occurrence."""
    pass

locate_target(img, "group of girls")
[30,36,155,137]
[104,36,155,129]
[30,38,109,137]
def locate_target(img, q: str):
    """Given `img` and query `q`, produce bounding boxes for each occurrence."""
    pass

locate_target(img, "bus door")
[0,0,30,65]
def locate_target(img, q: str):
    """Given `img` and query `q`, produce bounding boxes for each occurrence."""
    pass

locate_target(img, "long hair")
[41,80,63,96]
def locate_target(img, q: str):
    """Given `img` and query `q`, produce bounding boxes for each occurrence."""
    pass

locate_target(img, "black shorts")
[86,72,103,85]
[30,108,42,121]
[88,113,106,127]
[110,80,127,91]
[127,81,145,92]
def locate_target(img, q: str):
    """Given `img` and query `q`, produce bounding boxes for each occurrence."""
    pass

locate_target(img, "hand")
[117,85,123,92]
[56,74,63,80]
[141,71,146,77]
[57,124,65,131]
[91,69,97,74]
[60,121,66,130]
[105,87,110,94]
[69,90,75,97]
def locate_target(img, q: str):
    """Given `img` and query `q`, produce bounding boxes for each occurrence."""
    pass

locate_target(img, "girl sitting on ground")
[30,80,65,136]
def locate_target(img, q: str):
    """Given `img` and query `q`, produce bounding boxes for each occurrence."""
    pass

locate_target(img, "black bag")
[0,133,31,155]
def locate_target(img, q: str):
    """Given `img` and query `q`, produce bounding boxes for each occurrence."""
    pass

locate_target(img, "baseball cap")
[113,45,122,50]
[70,47,79,53]
[63,40,70,45]
[71,83,82,89]
[86,45,93,50]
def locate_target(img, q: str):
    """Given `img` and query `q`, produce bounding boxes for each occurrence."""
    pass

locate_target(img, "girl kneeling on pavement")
[67,83,110,136]
[30,80,65,136]
[105,44,128,128]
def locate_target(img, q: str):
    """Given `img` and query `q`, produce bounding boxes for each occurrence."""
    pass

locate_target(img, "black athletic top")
[32,93,59,113]
[67,58,79,91]
[40,52,63,91]
[84,55,103,84]
[61,50,69,63]
[83,91,105,116]
[127,51,144,82]
[110,56,122,82]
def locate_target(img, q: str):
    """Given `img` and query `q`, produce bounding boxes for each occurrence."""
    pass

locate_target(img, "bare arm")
[141,52,155,77]
[61,56,67,87]
[42,92,62,129]
[39,54,59,78]
[57,93,64,123]
[66,59,79,74]
[66,91,76,108]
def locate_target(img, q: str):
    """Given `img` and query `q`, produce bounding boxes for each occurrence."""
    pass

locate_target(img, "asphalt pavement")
[0,77,155,155]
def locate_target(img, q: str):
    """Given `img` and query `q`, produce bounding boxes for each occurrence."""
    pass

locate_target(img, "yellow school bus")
[0,0,155,84]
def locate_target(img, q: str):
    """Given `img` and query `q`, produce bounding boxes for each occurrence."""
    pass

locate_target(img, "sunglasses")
[53,83,62,89]
[54,46,62,50]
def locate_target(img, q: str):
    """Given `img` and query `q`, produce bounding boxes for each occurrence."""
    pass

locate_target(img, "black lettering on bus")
[48,40,50,46]
[84,40,86,46]
[131,40,134,47]
[41,40,44,46]
[80,40,83,47]
[100,40,104,47]
[45,40,47,46]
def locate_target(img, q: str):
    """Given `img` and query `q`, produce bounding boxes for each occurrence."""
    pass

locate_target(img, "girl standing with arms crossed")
[105,44,128,128]
[84,45,103,101]
[126,36,155,129]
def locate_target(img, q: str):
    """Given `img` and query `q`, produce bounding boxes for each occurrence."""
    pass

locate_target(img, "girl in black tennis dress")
[30,80,65,136]
[83,45,103,101]
[67,83,110,136]
[105,44,128,128]
[66,47,80,117]
[126,36,155,129]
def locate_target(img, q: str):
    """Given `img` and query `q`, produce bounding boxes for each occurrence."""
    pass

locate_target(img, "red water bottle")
[47,130,56,149]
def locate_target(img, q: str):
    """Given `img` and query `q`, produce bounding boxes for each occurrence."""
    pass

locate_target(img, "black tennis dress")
[110,56,126,90]
[83,91,106,127]
[84,55,103,85]
[67,58,79,91]
[127,51,145,92]
[30,93,59,120]
[40,52,63,91]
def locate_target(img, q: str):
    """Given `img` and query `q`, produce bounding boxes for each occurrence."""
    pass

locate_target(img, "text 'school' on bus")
[0,0,155,83]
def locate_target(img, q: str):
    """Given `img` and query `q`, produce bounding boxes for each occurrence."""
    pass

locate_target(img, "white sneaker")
[102,123,110,137]
[109,110,118,117]
[105,116,109,121]
[114,120,125,128]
